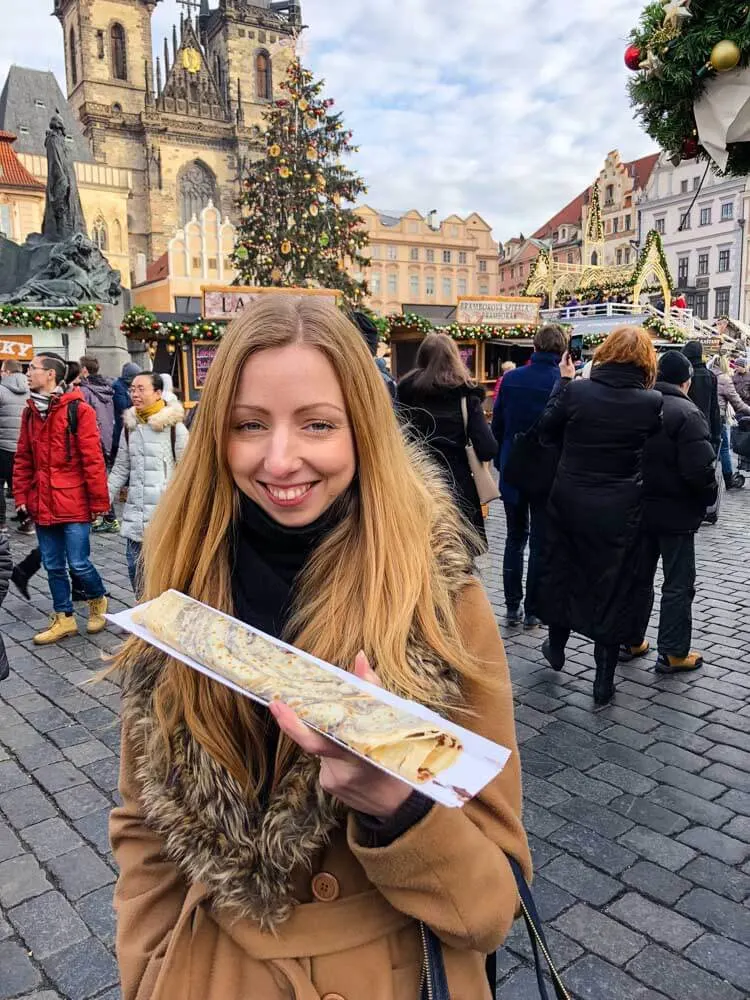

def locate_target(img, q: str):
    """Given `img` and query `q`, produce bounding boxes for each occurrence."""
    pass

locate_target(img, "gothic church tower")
[53,0,300,280]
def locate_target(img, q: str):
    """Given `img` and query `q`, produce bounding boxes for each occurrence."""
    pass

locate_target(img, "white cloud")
[0,0,656,240]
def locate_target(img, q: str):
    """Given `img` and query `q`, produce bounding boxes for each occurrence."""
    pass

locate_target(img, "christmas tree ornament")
[281,240,292,255]
[235,245,249,261]
[681,135,699,158]
[298,98,309,111]
[710,39,742,73]
[639,49,663,78]
[279,166,291,178]
[309,203,319,216]
[306,146,319,161]
[305,115,317,129]
[271,268,283,282]
[625,44,643,70]
[662,0,691,30]
[319,233,330,247]
[269,144,281,157]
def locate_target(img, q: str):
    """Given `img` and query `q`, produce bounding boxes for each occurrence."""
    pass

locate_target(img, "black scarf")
[230,489,352,639]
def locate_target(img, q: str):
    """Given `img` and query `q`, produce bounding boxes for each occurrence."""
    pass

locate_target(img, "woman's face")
[228,344,356,526]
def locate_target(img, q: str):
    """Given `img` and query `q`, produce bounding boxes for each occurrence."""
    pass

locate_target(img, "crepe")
[132,591,463,784]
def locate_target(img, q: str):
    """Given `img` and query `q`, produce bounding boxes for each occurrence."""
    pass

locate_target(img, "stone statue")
[0,234,120,307]
[41,111,87,242]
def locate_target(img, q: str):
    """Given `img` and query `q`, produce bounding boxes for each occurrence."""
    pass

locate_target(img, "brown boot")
[656,652,704,674]
[619,641,650,662]
[87,596,108,635]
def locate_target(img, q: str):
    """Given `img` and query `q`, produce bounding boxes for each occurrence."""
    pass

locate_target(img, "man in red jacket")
[13,353,110,644]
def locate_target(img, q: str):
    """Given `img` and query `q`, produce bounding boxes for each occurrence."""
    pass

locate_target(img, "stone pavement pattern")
[0,496,749,1000]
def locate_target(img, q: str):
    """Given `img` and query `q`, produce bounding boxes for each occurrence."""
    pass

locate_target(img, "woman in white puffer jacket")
[108,373,189,595]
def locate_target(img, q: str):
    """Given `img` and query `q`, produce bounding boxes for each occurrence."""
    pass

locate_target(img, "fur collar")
[121,504,473,930]
[123,399,185,432]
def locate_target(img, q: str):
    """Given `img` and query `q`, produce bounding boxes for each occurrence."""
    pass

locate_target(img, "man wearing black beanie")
[351,311,396,401]
[630,349,717,673]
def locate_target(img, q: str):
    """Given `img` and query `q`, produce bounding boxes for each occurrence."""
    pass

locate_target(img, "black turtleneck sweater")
[229,489,431,842]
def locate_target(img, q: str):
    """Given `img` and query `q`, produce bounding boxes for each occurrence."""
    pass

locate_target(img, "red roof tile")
[626,152,660,192]
[0,131,44,190]
[146,252,168,282]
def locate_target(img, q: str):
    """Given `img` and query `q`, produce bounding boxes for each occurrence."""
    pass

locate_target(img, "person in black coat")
[633,350,718,674]
[0,531,11,680]
[536,326,663,705]
[682,341,721,451]
[397,332,498,546]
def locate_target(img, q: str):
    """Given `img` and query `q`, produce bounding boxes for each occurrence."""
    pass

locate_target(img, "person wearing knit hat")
[351,311,396,401]
[111,361,142,465]
[630,349,717,673]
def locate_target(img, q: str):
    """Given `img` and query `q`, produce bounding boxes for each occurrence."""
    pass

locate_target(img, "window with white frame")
[616,249,623,265]
[655,217,665,234]
[678,256,689,284]
[458,251,467,264]
[700,207,712,226]
[715,286,731,316]
[442,250,452,264]
[680,179,689,193]
[479,281,489,295]
[387,272,398,295]
[386,245,398,261]
[370,271,381,294]
[425,276,435,297]
[698,252,709,275]
[679,211,691,230]
[718,248,731,272]
[426,249,435,263]
[458,278,467,296]
[613,217,619,234]
[442,277,452,299]
[721,202,734,221]
[694,291,708,320]
[409,274,419,298]
[479,259,487,273]
[409,247,419,261]
[371,245,381,260]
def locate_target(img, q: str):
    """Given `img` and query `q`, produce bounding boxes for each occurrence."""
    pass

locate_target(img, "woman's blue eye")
[238,421,265,432]
[307,421,335,433]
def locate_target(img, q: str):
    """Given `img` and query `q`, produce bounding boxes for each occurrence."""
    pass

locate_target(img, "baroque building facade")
[52,0,301,282]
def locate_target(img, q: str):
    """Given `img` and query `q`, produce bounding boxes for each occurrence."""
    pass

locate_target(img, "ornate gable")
[157,18,227,117]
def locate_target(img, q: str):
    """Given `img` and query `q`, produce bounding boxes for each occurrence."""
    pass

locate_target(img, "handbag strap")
[460,394,469,445]
[419,857,570,1000]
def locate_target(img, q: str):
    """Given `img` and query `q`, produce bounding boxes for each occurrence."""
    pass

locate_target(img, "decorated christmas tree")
[232,60,369,303]
[627,1,750,175]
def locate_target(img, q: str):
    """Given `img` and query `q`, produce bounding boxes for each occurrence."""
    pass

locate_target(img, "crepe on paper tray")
[107,590,511,808]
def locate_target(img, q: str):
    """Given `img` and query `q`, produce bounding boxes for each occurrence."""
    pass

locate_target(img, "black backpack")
[24,399,81,462]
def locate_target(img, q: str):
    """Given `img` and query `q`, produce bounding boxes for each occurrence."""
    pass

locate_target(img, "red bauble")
[682,136,699,160]
[624,44,643,71]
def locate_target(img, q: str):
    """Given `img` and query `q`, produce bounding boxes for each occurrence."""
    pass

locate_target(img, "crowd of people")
[0,298,745,997]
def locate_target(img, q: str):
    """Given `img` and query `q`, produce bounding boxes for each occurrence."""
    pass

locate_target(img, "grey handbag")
[460,396,500,505]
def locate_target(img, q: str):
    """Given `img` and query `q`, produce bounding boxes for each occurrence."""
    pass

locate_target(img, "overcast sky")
[0,0,656,240]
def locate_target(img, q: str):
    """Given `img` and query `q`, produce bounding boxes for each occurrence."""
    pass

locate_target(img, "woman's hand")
[559,351,576,380]
[269,652,413,818]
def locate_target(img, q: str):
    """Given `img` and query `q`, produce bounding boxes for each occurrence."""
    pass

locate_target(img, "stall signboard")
[456,296,542,327]
[0,334,34,362]
[192,341,220,389]
[202,285,340,320]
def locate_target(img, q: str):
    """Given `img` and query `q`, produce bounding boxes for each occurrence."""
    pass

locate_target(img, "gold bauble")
[279,166,291,178]
[269,144,281,157]
[271,268,282,282]
[710,40,741,73]
[281,240,292,255]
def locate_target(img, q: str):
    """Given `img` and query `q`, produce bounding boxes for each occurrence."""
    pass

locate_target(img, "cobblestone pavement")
[1,496,749,1000]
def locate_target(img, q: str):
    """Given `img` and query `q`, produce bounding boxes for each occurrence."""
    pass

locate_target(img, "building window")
[96,30,105,59]
[680,179,689,194]
[387,273,397,296]
[409,247,419,261]
[718,248,731,272]
[693,176,701,190]
[92,217,108,251]
[500,269,505,282]
[0,204,12,238]
[721,201,734,221]
[479,259,487,273]
[458,251,467,265]
[425,276,435,297]
[700,207,712,226]
[256,51,272,100]
[442,277,452,299]
[624,249,630,265]
[371,245,381,260]
[694,291,708,320]
[409,274,419,298]
[425,249,435,263]
[715,287,731,316]
[386,245,398,261]
[625,214,631,231]
[677,256,689,284]
[458,278,467,296]
[655,217,665,235]
[370,272,381,294]
[616,249,623,265]
[479,281,489,295]
[110,23,128,81]
[698,252,709,276]
[178,159,217,227]
[567,252,574,263]
[605,184,614,205]
[69,27,78,87]
[510,267,515,278]
[613,217,619,234]
[679,211,691,230]
[442,250,451,264]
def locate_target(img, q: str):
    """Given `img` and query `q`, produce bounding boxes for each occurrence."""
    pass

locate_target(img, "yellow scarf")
[136,398,166,424]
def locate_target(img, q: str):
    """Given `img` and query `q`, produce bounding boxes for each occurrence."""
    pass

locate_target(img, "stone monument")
[0,112,129,376]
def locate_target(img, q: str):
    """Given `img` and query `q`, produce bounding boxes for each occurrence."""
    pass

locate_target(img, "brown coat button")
[311,872,340,902]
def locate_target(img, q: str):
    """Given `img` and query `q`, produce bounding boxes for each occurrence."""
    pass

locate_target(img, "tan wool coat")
[110,577,531,1000]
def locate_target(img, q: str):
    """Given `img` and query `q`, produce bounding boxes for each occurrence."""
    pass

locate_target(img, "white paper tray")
[107,591,511,808]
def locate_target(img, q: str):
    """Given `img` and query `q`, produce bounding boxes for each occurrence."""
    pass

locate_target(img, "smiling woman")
[108,294,530,1000]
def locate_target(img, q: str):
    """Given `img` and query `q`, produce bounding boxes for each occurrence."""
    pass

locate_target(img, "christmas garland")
[627,1,750,175]
[121,307,226,343]
[0,303,102,331]
[642,314,688,342]
[386,313,568,343]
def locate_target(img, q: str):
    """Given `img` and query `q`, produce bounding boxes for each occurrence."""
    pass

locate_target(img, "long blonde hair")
[112,296,487,797]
